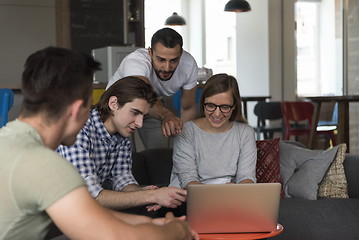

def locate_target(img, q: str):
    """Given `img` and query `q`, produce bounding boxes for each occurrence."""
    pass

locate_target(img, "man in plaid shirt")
[57,76,187,213]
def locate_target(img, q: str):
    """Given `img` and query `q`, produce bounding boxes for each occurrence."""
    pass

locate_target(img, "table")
[305,95,359,152]
[241,96,271,119]
[198,224,283,240]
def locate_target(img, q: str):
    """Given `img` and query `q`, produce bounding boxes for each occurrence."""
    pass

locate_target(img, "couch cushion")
[276,198,359,240]
[143,148,173,186]
[256,138,281,183]
[279,141,338,200]
[132,148,174,186]
[132,151,150,186]
[318,143,349,198]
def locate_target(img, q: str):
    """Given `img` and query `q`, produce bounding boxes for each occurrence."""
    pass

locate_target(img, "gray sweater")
[170,121,257,189]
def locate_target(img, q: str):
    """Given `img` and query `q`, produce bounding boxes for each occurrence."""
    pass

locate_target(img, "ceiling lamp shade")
[224,0,251,12]
[165,12,186,26]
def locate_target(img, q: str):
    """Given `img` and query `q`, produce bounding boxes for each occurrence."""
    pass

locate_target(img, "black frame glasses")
[204,103,234,113]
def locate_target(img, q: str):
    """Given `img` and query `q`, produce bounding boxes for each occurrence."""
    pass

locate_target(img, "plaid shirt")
[57,109,137,198]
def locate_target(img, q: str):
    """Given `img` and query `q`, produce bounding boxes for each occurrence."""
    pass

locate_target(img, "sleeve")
[236,125,257,183]
[13,150,85,211]
[56,128,103,198]
[107,51,152,89]
[182,53,198,90]
[172,123,199,188]
[111,139,138,191]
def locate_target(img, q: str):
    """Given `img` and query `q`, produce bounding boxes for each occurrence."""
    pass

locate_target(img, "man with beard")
[107,28,199,149]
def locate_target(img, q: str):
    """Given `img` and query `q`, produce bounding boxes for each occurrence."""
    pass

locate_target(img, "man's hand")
[151,187,187,209]
[163,212,199,240]
[161,113,183,137]
[150,214,186,226]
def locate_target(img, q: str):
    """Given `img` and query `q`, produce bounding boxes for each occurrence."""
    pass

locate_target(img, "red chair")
[281,101,336,146]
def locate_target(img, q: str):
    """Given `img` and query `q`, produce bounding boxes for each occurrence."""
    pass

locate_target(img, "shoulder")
[233,122,255,134]
[179,51,198,70]
[83,109,108,137]
[27,146,78,171]
[119,48,151,77]
[183,120,196,130]
[124,48,149,62]
[179,121,197,137]
[181,50,197,63]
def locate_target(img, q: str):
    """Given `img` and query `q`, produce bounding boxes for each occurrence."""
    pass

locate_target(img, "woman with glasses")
[169,73,257,190]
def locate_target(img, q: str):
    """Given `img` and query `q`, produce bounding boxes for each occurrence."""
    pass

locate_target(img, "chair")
[253,102,284,140]
[0,89,14,128]
[318,102,338,127]
[317,102,338,146]
[281,101,336,147]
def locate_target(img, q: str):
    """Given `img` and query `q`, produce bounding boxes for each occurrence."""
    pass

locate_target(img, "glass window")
[296,0,343,96]
[144,0,183,48]
[205,0,236,76]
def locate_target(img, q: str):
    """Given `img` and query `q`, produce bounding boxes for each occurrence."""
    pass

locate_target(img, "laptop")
[186,183,281,234]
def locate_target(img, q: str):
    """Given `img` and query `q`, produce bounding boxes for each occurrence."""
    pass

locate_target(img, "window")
[204,0,236,76]
[296,0,343,96]
[144,0,184,48]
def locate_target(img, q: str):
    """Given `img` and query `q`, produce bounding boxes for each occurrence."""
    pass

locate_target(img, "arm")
[180,86,197,122]
[172,124,201,189]
[47,187,196,240]
[132,75,184,137]
[57,128,108,199]
[149,99,183,137]
[178,52,198,123]
[236,125,257,183]
[96,186,187,210]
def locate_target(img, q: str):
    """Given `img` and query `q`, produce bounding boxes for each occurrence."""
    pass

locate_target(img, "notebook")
[186,183,281,234]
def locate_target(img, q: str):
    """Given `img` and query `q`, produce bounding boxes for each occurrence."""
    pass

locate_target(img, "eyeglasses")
[204,103,234,113]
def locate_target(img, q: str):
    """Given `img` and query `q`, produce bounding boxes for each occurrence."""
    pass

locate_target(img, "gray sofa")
[132,146,359,240]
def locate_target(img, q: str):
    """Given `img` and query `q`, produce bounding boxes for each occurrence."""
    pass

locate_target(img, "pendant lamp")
[165,12,186,26]
[224,0,251,12]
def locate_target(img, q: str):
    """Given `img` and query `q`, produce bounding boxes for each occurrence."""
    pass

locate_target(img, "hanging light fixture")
[224,0,251,12]
[164,12,186,26]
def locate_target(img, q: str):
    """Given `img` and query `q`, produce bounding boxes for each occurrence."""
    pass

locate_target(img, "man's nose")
[164,61,171,71]
[135,116,144,128]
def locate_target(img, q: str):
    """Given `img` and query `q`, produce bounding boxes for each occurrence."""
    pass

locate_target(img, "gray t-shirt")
[170,121,257,189]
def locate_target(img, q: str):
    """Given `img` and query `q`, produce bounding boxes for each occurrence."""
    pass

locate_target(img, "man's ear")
[108,96,119,111]
[68,99,84,120]
[148,47,153,57]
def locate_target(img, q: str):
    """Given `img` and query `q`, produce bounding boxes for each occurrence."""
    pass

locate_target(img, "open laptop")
[186,183,281,234]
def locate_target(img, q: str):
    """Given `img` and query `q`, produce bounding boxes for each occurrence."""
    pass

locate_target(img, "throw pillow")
[256,138,281,184]
[318,143,349,198]
[279,141,339,200]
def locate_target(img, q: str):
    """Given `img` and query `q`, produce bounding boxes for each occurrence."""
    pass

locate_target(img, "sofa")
[131,142,359,240]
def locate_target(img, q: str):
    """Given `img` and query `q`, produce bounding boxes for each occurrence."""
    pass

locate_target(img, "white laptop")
[186,183,281,234]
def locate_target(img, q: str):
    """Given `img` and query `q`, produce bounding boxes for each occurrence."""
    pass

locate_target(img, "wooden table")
[241,96,271,119]
[305,95,359,152]
[198,224,283,240]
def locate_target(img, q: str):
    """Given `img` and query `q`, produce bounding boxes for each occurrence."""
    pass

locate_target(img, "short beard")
[151,61,174,81]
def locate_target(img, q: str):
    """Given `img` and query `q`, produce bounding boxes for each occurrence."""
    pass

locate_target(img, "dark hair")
[21,46,101,121]
[198,73,247,123]
[96,76,158,122]
[151,27,183,50]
